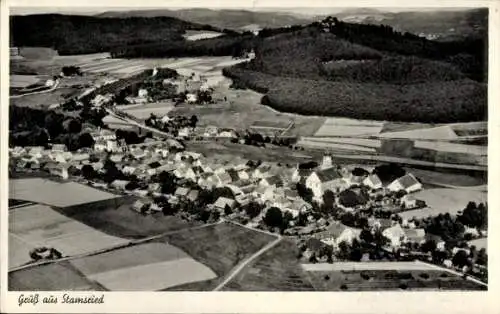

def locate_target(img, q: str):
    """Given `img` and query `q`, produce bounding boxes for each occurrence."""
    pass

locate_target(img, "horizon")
[10,6,476,16]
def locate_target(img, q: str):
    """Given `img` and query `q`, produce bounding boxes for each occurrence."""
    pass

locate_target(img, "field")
[9,261,104,291]
[70,242,216,290]
[314,118,384,137]
[64,202,196,239]
[297,137,379,153]
[9,87,81,108]
[223,239,315,291]
[116,102,175,120]
[9,204,130,269]
[10,75,42,88]
[183,30,224,41]
[468,238,487,252]
[407,167,487,187]
[399,188,487,220]
[303,262,485,291]
[9,178,120,207]
[160,222,277,290]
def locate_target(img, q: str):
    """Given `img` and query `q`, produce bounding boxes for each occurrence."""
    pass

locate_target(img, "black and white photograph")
[3,1,492,300]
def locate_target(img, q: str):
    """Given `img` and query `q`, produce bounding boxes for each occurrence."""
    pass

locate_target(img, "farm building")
[387,173,422,194]
[313,223,361,248]
[382,224,406,248]
[213,197,236,211]
[305,167,345,200]
[363,174,383,190]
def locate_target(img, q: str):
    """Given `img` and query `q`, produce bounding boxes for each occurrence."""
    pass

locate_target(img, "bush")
[419,273,430,279]
[399,283,408,290]
[340,284,348,291]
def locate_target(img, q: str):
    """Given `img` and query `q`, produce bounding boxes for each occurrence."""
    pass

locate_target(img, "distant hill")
[10,14,224,55]
[316,8,487,41]
[96,9,312,30]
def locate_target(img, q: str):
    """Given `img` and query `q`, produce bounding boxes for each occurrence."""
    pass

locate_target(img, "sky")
[10,6,474,16]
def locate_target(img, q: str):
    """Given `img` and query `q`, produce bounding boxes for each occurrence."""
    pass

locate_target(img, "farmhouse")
[174,187,191,199]
[388,173,422,193]
[259,175,284,188]
[363,174,383,190]
[213,197,236,211]
[382,224,406,248]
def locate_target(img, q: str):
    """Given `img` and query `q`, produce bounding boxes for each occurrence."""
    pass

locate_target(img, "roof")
[263,175,283,187]
[315,223,347,240]
[306,238,327,251]
[383,224,405,237]
[227,169,240,182]
[187,190,199,201]
[284,189,299,199]
[316,167,342,182]
[174,187,190,197]
[256,163,272,172]
[404,228,426,240]
[217,172,233,183]
[149,161,161,169]
[213,197,236,209]
[395,173,420,189]
[365,174,382,187]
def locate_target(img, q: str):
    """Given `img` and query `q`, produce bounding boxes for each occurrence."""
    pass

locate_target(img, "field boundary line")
[213,236,282,291]
[8,221,222,273]
[224,219,280,238]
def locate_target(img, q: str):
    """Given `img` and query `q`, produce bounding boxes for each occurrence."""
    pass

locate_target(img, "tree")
[373,229,389,249]
[81,164,95,180]
[322,190,336,209]
[349,239,363,261]
[360,229,374,243]
[337,241,350,260]
[476,248,487,266]
[67,119,82,133]
[245,201,263,219]
[224,205,233,216]
[190,115,198,128]
[421,239,437,253]
[452,250,469,268]
[264,207,283,229]
[78,132,95,148]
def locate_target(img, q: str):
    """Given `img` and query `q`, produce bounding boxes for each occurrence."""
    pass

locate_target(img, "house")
[92,161,104,172]
[204,126,219,137]
[227,169,241,182]
[133,189,149,197]
[388,173,422,193]
[292,168,313,183]
[186,93,198,103]
[109,154,124,163]
[94,140,107,152]
[237,169,251,181]
[401,195,418,209]
[404,228,426,244]
[363,174,383,190]
[305,167,344,200]
[314,223,361,248]
[253,163,272,179]
[110,180,130,191]
[259,175,284,188]
[464,226,480,237]
[132,200,148,213]
[28,146,44,158]
[174,187,191,199]
[122,166,137,175]
[218,130,237,138]
[148,183,161,193]
[106,140,120,152]
[138,88,148,98]
[51,144,67,153]
[213,197,236,211]
[382,224,407,248]
[186,190,199,203]
[71,153,90,163]
[178,128,191,138]
[198,172,215,189]
[47,163,69,179]
[214,172,233,186]
[304,238,330,257]
[149,203,162,213]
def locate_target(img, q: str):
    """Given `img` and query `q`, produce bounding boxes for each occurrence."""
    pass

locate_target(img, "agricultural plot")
[70,242,216,291]
[183,30,224,41]
[297,137,379,153]
[9,261,103,291]
[314,118,384,137]
[9,178,120,207]
[414,141,486,156]
[223,240,315,291]
[9,204,129,269]
[304,266,485,291]
[379,125,459,141]
[66,203,195,239]
[10,75,42,88]
[406,167,487,187]
[161,222,277,290]
[118,102,175,120]
[399,188,487,220]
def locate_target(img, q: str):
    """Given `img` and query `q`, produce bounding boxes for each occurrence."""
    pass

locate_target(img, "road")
[213,236,282,291]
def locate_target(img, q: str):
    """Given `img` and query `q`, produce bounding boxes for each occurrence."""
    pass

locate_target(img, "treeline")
[10,14,225,55]
[9,106,96,150]
[111,33,256,58]
[320,19,487,82]
[224,67,486,123]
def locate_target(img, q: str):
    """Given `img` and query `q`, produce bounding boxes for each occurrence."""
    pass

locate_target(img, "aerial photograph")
[7,6,488,292]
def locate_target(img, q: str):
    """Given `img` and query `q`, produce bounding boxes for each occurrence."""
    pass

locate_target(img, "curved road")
[10,79,60,99]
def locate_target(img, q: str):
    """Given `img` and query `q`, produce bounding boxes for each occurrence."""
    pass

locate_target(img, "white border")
[1,0,499,313]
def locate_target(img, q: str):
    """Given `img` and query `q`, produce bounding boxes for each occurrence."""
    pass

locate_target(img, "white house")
[305,167,344,200]
[186,93,198,104]
[382,224,406,248]
[388,173,422,193]
[401,195,418,209]
[138,88,148,98]
[363,174,383,190]
[48,164,69,179]
[315,223,361,248]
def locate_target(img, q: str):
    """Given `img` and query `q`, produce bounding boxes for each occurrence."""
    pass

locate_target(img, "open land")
[468,238,487,252]
[9,204,129,269]
[399,188,487,220]
[160,222,277,290]
[10,178,120,207]
[117,102,175,120]
[70,242,216,290]
[183,30,224,41]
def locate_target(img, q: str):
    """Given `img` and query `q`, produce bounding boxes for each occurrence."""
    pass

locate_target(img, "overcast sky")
[10,6,474,16]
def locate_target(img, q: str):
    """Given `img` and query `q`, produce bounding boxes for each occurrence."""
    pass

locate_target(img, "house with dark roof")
[292,168,313,183]
[305,167,346,201]
[388,173,422,193]
[259,175,284,188]
[213,197,236,211]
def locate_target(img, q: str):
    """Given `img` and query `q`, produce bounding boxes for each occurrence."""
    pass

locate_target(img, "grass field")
[117,102,175,120]
[64,202,196,239]
[9,261,104,291]
[160,222,277,291]
[468,238,487,252]
[399,188,487,220]
[10,178,120,207]
[407,168,487,187]
[223,239,315,291]
[9,204,130,268]
[70,242,216,291]
[10,87,81,108]
[10,75,42,88]
[314,118,384,137]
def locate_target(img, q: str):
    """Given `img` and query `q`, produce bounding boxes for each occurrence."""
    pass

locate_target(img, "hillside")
[96,9,311,30]
[10,14,224,55]
[224,25,487,123]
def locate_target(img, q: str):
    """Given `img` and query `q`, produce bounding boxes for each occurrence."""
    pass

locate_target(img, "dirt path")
[213,236,282,291]
[9,79,60,99]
